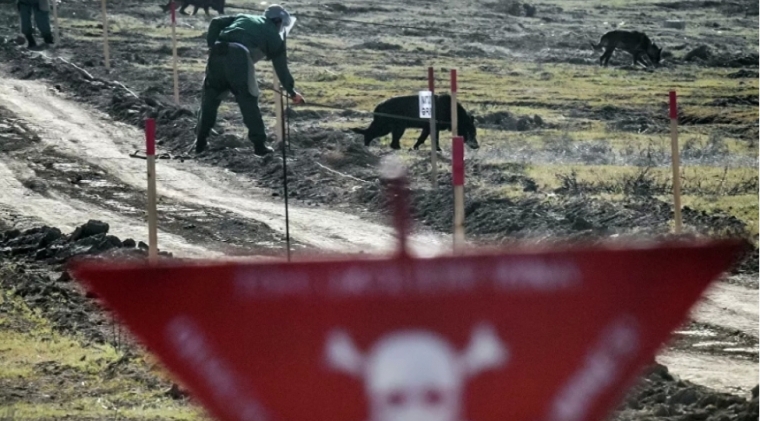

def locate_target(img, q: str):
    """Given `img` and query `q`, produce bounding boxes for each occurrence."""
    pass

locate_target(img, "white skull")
[325,324,508,421]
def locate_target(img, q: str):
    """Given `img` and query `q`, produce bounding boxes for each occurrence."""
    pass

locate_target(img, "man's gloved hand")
[290,91,305,105]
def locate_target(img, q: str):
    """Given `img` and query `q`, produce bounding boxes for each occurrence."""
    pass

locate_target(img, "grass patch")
[527,164,756,192]
[681,194,759,238]
[0,291,204,420]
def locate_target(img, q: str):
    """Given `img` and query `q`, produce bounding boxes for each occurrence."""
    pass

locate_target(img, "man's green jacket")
[207,14,296,96]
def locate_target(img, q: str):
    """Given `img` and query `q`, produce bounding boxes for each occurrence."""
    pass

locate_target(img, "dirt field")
[0,0,757,419]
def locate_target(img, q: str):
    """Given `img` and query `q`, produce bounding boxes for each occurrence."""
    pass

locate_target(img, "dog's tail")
[350,127,366,135]
[160,1,173,12]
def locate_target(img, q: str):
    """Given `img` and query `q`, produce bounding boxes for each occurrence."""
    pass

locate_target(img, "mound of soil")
[321,3,390,14]
[617,364,758,421]
[727,69,759,79]
[286,107,335,121]
[685,45,712,61]
[674,46,756,68]
[655,0,758,16]
[0,220,159,344]
[0,219,162,263]
[710,95,759,107]
[476,111,545,131]
[678,112,744,126]
[607,115,665,134]
[711,53,759,68]
[355,40,403,51]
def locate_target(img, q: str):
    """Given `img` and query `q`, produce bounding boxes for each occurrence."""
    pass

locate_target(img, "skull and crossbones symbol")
[324,323,508,421]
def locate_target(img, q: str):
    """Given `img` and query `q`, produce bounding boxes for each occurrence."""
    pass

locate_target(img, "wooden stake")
[101,0,110,69]
[145,118,158,263]
[170,1,179,104]
[454,185,464,250]
[428,67,438,189]
[52,0,60,46]
[669,90,682,234]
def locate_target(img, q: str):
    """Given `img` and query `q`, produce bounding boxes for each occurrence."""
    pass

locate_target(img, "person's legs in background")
[223,46,273,156]
[18,2,37,48]
[32,3,53,45]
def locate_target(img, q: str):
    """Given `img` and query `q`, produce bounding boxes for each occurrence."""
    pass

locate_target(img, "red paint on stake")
[145,118,156,156]
[451,69,458,93]
[453,136,464,186]
[170,0,176,24]
[428,67,435,93]
[669,90,677,120]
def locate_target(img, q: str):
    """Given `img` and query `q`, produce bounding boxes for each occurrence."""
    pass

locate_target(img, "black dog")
[590,30,662,67]
[160,0,225,16]
[351,94,479,151]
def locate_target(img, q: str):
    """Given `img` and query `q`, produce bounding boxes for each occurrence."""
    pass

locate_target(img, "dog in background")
[160,0,225,16]
[591,30,662,68]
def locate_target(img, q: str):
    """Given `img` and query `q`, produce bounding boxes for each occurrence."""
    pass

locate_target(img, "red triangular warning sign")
[70,239,744,421]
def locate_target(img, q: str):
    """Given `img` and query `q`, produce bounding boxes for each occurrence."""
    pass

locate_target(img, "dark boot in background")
[252,138,274,157]
[194,136,208,154]
[25,34,37,49]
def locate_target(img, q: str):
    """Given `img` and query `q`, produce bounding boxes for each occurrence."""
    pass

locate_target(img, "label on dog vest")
[419,90,433,119]
[71,240,743,421]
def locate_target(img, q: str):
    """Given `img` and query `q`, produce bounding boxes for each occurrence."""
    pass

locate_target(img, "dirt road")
[659,279,758,394]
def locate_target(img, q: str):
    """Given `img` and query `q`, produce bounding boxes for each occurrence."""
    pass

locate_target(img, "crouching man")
[17,0,54,49]
[195,4,304,156]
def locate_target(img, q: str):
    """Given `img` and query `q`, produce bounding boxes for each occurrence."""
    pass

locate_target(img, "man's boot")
[25,34,37,49]
[43,34,54,45]
[250,134,273,157]
[194,136,207,154]
[253,141,274,157]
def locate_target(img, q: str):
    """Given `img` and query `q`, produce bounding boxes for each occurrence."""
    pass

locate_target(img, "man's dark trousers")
[18,0,53,46]
[196,42,267,152]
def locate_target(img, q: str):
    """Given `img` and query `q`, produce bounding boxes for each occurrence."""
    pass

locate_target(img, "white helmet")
[264,4,296,39]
